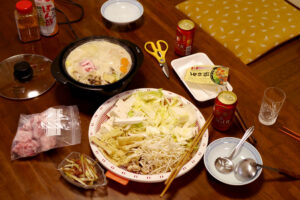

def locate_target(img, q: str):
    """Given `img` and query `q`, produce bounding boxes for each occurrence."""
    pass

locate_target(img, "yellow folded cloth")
[176,0,300,64]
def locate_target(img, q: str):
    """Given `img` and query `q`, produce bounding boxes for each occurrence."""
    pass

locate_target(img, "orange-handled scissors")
[144,40,169,78]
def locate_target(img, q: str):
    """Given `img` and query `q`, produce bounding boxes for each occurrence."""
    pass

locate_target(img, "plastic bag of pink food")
[11,105,81,160]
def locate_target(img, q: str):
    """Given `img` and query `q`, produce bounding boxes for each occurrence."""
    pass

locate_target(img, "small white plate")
[101,0,144,25]
[171,53,233,102]
[204,137,263,186]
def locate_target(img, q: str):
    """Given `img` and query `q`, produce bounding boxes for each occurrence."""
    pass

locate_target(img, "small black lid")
[14,61,33,82]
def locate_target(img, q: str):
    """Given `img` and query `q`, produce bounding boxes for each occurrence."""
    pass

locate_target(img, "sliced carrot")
[121,57,129,67]
[120,58,129,73]
[120,65,128,73]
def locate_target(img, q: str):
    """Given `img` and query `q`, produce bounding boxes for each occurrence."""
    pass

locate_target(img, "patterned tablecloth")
[177,0,300,64]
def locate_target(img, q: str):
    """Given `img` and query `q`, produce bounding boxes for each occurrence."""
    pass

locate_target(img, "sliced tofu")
[114,117,145,126]
[99,117,115,134]
[124,95,136,107]
[107,95,136,118]
[107,99,129,118]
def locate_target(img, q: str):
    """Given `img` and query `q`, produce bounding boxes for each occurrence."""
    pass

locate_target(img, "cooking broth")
[65,40,132,85]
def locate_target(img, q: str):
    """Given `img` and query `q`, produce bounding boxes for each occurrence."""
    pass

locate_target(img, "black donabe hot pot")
[51,36,143,96]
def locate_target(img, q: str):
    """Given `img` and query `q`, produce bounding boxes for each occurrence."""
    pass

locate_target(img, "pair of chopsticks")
[224,85,257,146]
[235,108,257,146]
[160,113,214,197]
[279,126,300,142]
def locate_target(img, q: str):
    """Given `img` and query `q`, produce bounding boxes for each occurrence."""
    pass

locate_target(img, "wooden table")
[1,1,299,199]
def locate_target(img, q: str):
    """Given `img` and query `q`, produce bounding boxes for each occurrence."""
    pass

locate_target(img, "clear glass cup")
[258,87,286,126]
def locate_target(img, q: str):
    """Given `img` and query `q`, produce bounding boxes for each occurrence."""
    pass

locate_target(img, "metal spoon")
[214,126,254,174]
[234,158,300,181]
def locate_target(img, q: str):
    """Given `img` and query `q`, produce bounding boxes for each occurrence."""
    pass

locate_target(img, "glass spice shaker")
[15,0,40,42]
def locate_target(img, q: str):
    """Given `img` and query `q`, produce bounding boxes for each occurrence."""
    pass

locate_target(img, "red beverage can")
[212,91,237,131]
[175,19,195,56]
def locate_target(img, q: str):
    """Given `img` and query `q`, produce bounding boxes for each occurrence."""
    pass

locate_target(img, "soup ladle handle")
[51,57,68,84]
[255,163,300,179]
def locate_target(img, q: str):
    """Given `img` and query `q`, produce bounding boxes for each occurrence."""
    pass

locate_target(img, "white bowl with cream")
[101,0,144,25]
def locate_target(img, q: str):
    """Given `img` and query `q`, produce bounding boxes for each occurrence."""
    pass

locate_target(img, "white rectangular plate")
[171,53,233,102]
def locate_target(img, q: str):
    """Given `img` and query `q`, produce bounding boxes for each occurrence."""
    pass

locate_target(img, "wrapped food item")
[184,65,229,85]
[11,105,81,160]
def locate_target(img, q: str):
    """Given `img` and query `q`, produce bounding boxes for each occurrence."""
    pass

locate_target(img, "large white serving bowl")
[89,88,209,183]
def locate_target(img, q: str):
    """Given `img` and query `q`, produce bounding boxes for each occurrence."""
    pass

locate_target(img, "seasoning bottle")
[15,0,40,43]
[34,0,59,36]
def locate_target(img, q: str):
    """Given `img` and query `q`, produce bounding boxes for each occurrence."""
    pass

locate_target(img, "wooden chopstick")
[160,113,213,197]
[282,126,300,137]
[279,127,300,142]
[225,84,257,146]
[235,108,257,146]
[164,113,213,185]
[235,108,247,131]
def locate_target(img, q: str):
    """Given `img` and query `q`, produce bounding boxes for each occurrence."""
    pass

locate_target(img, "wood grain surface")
[249,36,300,110]
[0,1,299,199]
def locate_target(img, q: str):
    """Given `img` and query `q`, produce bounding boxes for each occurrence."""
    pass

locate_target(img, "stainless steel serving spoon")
[234,158,300,181]
[214,126,255,174]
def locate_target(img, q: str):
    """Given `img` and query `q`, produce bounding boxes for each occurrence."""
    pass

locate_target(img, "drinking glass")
[258,87,286,126]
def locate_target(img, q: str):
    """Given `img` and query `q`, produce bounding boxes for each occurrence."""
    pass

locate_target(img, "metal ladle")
[214,126,254,174]
[234,158,300,181]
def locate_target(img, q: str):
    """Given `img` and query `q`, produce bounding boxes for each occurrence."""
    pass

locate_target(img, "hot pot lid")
[0,54,55,100]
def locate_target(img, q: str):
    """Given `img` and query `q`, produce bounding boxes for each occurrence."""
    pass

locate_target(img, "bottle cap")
[16,0,33,14]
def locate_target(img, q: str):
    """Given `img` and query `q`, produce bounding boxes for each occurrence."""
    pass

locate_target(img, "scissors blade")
[160,63,169,78]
